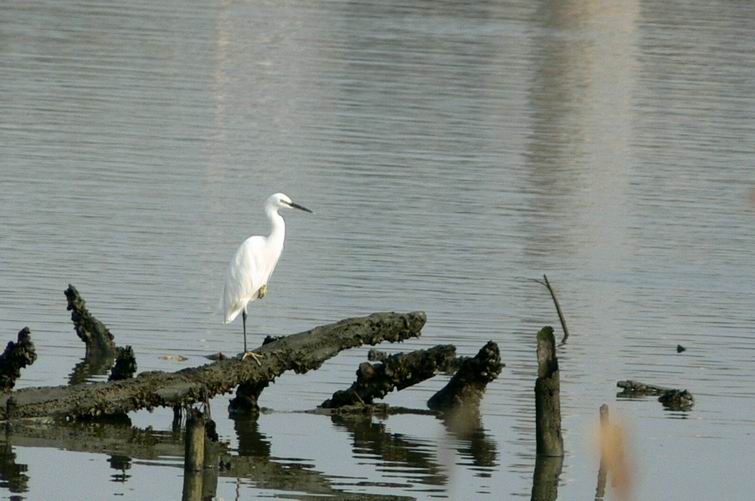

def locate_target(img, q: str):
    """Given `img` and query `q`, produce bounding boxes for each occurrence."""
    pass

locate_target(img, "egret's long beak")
[288,201,313,213]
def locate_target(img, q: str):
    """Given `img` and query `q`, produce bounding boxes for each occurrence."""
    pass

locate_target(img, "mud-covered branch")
[321,345,457,408]
[617,380,694,411]
[0,311,426,421]
[427,341,503,412]
[0,328,37,392]
[65,284,116,357]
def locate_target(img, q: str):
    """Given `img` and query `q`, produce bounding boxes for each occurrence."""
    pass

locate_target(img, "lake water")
[1,0,754,499]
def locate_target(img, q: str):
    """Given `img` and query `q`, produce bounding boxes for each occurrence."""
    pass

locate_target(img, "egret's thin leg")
[242,310,248,353]
[240,309,263,365]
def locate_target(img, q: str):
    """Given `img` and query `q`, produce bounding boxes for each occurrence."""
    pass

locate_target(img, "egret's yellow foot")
[242,351,263,366]
[257,284,268,299]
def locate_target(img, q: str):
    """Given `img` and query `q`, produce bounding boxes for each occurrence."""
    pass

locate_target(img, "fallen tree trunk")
[0,311,426,421]
[320,345,457,408]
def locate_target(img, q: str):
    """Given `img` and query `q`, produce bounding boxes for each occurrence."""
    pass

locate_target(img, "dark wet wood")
[617,380,694,410]
[535,327,563,457]
[0,327,37,392]
[0,311,426,421]
[65,284,116,357]
[321,345,457,408]
[533,275,570,344]
[531,455,563,501]
[595,404,609,500]
[427,341,503,412]
[108,346,137,381]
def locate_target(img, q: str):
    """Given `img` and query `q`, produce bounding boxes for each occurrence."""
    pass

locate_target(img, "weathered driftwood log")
[182,409,206,501]
[534,326,563,457]
[320,345,457,408]
[616,380,671,395]
[0,311,425,421]
[617,380,694,411]
[65,284,116,357]
[109,346,137,382]
[0,328,37,392]
[427,341,503,412]
[368,348,471,375]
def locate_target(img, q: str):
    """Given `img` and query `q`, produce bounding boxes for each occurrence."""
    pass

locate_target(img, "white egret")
[222,192,312,360]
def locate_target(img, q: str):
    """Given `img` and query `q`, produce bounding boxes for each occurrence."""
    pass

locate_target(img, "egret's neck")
[266,206,286,245]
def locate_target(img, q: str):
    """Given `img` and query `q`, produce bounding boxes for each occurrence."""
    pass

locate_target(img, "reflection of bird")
[222,193,312,361]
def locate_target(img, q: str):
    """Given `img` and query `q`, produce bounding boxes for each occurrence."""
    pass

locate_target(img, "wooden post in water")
[531,455,564,501]
[535,326,563,456]
[182,409,206,501]
[595,404,609,500]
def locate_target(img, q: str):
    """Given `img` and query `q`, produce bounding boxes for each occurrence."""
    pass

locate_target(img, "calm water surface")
[1,0,754,499]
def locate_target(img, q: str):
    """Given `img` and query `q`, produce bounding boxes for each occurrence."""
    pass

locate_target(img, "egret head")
[267,193,313,213]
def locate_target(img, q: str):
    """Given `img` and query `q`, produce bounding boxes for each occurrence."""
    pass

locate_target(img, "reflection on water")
[108,454,132,483]
[332,414,447,491]
[1,0,754,499]
[439,409,498,474]
[68,354,114,385]
[0,441,28,498]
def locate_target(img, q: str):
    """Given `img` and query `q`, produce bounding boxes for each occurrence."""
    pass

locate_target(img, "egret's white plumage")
[222,192,312,354]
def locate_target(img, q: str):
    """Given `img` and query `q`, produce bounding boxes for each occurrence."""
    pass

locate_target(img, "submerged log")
[0,328,37,392]
[321,345,457,408]
[0,311,426,421]
[65,284,116,357]
[534,326,563,457]
[617,380,694,411]
[427,341,503,412]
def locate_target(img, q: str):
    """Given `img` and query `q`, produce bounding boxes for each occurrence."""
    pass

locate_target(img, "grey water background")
[1,0,754,499]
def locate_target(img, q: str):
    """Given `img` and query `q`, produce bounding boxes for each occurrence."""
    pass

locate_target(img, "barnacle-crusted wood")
[0,328,37,392]
[109,346,137,381]
[0,311,426,421]
[320,345,457,408]
[427,341,503,412]
[617,380,694,410]
[65,284,116,357]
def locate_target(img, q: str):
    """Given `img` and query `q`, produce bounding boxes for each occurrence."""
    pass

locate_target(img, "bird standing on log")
[222,193,312,361]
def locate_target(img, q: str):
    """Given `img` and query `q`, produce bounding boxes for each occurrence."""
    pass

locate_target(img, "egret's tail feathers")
[223,304,244,324]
